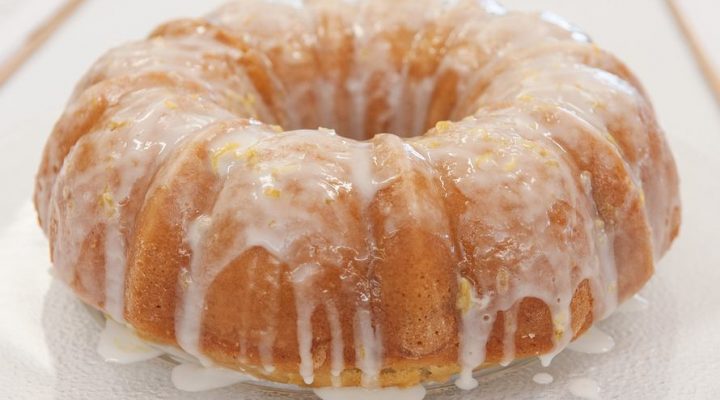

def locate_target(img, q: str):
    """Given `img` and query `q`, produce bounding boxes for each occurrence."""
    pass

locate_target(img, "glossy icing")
[35,0,680,393]
[97,318,163,363]
[567,377,602,400]
[532,372,554,385]
[99,316,258,392]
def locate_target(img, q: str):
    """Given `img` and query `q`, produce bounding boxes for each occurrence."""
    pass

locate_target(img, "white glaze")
[455,277,495,390]
[171,363,256,392]
[292,263,321,384]
[355,308,383,387]
[103,226,126,322]
[99,317,258,391]
[567,377,602,400]
[532,372,554,385]
[97,318,163,364]
[538,353,558,368]
[325,301,345,387]
[500,304,519,366]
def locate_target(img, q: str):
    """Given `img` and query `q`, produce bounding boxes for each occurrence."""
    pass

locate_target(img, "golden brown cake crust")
[35,0,680,389]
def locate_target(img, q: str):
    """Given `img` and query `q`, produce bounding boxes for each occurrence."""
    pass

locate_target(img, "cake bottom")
[88,305,532,397]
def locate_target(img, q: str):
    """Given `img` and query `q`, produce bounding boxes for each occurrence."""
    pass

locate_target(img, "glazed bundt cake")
[35,0,681,391]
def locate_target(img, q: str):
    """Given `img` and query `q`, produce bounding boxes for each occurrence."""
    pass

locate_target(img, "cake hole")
[267,59,468,140]
[279,91,460,140]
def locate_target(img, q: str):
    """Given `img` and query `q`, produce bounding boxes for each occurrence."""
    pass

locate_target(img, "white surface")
[313,385,427,400]
[1,0,719,399]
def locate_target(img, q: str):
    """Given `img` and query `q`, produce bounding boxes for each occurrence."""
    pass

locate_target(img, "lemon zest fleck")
[108,120,127,131]
[435,120,452,133]
[264,187,281,199]
[545,159,560,168]
[605,134,619,147]
[244,148,259,168]
[475,151,494,166]
[210,143,240,171]
[517,94,534,102]
[427,140,441,149]
[456,277,473,314]
[553,314,566,340]
[502,157,518,172]
[99,187,116,217]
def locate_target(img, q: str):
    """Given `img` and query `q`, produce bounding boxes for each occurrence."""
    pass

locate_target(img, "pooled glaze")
[171,363,256,392]
[532,372,554,385]
[36,0,680,392]
[99,316,258,392]
[567,377,602,400]
[98,318,163,363]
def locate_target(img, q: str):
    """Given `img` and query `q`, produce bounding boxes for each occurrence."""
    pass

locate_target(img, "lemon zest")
[210,143,240,171]
[435,120,452,133]
[456,277,473,314]
[99,187,116,217]
[263,187,281,199]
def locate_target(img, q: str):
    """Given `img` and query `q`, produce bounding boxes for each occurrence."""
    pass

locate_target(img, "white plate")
[1,1,720,399]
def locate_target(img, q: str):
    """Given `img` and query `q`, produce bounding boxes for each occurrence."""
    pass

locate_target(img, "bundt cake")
[34,0,681,391]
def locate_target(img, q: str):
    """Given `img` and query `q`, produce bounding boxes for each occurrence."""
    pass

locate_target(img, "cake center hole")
[279,76,465,140]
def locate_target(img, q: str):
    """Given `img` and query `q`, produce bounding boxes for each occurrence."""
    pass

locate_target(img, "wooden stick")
[0,0,86,87]
[667,0,720,104]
